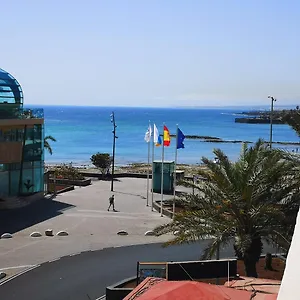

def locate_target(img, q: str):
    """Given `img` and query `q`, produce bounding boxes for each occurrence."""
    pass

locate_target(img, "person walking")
[108,194,116,211]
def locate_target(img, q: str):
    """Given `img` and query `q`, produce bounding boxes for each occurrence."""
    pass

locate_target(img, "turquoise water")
[38,106,299,166]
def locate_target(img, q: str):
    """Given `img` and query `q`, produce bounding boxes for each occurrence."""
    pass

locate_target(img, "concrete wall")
[277,210,300,299]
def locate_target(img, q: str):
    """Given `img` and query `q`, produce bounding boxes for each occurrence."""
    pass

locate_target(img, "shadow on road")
[0,197,75,235]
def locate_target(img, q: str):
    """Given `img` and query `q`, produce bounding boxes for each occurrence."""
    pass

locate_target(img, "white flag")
[144,124,152,143]
[153,123,162,146]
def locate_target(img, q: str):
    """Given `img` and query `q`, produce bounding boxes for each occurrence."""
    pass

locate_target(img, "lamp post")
[110,112,117,192]
[268,96,276,149]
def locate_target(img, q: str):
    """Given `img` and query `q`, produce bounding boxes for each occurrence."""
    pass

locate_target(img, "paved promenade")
[0,178,173,269]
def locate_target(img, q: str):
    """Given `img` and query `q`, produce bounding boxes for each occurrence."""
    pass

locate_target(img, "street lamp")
[110,112,117,192]
[268,96,277,149]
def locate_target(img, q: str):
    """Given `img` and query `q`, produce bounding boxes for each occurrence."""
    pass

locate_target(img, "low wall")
[105,276,136,300]
[153,200,173,218]
[80,172,152,179]
[48,178,91,186]
[47,183,74,195]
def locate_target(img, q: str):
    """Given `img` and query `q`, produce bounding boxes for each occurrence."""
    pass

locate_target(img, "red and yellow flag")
[163,125,171,146]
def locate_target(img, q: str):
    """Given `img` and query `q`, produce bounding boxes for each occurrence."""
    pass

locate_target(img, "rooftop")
[0,68,23,105]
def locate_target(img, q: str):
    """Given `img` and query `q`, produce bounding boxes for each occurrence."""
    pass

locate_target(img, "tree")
[154,140,299,277]
[90,153,111,176]
[44,135,56,155]
[283,107,300,136]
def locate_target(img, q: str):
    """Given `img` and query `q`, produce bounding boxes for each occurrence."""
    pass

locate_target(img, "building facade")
[0,68,44,199]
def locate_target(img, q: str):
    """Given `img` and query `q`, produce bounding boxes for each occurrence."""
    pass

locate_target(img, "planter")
[49,178,91,187]
[47,183,74,194]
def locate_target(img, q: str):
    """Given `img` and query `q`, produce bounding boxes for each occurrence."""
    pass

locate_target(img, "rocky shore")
[169,134,300,145]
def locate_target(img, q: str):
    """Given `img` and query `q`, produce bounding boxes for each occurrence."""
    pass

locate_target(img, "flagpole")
[146,121,151,207]
[173,124,178,219]
[160,124,165,217]
[151,131,155,211]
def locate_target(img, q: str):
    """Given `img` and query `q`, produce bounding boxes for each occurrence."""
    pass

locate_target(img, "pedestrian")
[108,194,116,211]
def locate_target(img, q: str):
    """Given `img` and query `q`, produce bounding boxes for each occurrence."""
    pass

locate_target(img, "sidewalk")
[0,178,173,269]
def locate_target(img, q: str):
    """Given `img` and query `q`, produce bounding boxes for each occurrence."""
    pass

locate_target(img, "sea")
[31,105,299,166]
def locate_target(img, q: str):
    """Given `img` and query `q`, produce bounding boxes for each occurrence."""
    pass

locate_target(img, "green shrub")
[52,164,84,180]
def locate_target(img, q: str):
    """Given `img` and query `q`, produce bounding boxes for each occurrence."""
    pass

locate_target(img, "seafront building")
[0,68,44,203]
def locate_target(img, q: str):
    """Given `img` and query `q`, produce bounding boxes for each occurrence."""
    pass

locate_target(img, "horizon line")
[24,103,299,109]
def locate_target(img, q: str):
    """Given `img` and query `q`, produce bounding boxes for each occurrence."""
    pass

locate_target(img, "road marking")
[0,265,36,271]
[0,265,39,286]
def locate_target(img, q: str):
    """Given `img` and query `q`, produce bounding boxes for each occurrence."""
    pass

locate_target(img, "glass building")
[0,68,44,198]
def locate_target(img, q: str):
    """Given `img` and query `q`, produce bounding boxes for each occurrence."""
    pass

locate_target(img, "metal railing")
[0,107,44,119]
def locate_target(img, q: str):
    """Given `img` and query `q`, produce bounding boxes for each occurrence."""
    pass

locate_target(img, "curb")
[0,265,40,286]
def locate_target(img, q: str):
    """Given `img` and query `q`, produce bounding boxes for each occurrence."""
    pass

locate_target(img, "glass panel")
[23,143,42,161]
[10,163,21,170]
[10,170,20,196]
[33,124,42,142]
[0,171,9,197]
[21,168,33,194]
[33,166,44,193]
[25,127,34,143]
[16,128,24,141]
[3,129,11,141]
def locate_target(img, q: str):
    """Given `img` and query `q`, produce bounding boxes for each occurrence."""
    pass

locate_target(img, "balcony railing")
[0,107,44,119]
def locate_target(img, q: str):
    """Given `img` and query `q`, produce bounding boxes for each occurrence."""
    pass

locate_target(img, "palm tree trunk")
[234,236,262,278]
[243,258,258,278]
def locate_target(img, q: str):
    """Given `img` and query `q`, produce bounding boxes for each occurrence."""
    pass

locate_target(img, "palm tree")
[154,140,299,277]
[283,108,300,136]
[44,135,56,155]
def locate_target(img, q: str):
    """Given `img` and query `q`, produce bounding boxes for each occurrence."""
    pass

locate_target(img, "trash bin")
[152,161,175,194]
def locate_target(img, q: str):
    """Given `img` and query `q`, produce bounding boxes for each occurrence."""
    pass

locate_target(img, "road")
[0,241,277,300]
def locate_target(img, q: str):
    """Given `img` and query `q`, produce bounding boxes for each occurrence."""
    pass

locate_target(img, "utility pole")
[268,96,276,149]
[110,112,117,192]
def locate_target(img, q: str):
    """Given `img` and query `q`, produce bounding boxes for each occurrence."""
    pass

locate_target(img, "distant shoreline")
[168,134,300,145]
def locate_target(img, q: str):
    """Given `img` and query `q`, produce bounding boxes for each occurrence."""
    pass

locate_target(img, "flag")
[144,124,152,143]
[163,125,171,146]
[153,123,162,146]
[177,127,185,149]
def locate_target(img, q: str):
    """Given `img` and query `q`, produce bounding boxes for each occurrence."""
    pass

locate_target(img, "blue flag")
[177,127,185,149]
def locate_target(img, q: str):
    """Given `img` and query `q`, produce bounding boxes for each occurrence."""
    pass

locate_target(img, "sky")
[1,0,300,107]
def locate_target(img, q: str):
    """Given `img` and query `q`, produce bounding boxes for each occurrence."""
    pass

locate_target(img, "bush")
[52,164,85,180]
[90,153,111,175]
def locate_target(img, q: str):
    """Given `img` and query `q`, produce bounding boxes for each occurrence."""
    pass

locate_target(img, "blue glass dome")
[0,68,23,105]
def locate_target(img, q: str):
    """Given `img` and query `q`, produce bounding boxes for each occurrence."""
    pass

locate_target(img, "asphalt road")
[0,241,276,300]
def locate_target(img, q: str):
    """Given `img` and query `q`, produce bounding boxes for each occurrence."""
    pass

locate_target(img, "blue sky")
[2,0,299,107]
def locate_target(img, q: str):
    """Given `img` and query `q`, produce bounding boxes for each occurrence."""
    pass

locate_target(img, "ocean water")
[35,106,299,166]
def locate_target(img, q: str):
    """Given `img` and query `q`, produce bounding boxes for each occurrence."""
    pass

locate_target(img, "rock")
[117,230,128,236]
[173,231,180,236]
[45,229,53,237]
[144,230,156,236]
[30,232,42,237]
[56,230,69,236]
[1,233,12,239]
[0,272,6,280]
